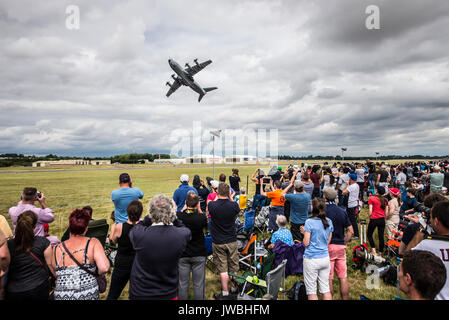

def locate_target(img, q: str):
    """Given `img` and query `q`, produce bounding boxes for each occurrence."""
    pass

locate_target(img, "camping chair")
[243,209,255,233]
[238,259,287,300]
[238,233,257,271]
[231,251,276,297]
[85,219,109,247]
[254,206,270,234]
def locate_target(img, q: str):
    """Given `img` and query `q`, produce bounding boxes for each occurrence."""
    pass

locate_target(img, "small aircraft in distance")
[166,58,217,102]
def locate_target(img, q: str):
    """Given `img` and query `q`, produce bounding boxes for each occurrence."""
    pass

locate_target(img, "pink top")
[8,201,55,237]
[207,193,217,202]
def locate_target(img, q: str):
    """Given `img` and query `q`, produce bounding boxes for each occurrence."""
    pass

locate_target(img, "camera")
[414,202,431,217]
[35,192,42,200]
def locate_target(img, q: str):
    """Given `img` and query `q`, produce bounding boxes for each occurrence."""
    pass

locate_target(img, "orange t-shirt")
[266,189,285,207]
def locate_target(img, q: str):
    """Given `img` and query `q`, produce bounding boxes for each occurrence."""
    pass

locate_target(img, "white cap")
[210,180,219,189]
[293,165,299,170]
[180,174,189,182]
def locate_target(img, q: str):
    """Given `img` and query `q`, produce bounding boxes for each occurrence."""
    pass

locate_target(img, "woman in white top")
[385,188,401,238]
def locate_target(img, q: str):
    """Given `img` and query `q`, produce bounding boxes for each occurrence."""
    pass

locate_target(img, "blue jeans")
[252,194,266,210]
[268,206,284,232]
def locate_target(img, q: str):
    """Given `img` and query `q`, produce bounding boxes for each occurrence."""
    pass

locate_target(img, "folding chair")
[254,206,270,234]
[238,259,287,300]
[243,209,255,233]
[85,219,109,247]
[238,233,257,271]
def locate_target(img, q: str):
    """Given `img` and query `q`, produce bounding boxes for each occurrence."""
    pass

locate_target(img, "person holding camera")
[399,250,446,300]
[406,200,449,300]
[112,173,144,224]
[399,193,446,255]
[251,168,267,211]
[8,187,55,238]
[229,169,241,196]
[260,179,288,232]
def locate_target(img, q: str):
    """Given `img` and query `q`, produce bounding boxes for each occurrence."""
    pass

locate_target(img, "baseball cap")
[349,173,357,181]
[293,165,299,171]
[180,174,189,182]
[389,188,400,196]
[322,187,337,201]
[119,173,131,183]
[278,165,282,170]
[210,180,219,189]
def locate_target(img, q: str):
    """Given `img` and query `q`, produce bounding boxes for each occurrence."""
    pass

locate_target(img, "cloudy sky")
[1,0,449,157]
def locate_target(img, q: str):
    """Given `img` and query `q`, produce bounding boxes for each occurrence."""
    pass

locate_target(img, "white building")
[185,154,223,164]
[223,155,259,164]
[32,159,111,167]
[153,158,186,165]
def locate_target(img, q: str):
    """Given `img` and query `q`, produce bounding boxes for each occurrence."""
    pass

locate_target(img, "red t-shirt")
[368,196,387,219]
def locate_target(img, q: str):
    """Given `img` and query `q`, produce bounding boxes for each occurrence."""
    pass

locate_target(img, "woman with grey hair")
[129,194,191,300]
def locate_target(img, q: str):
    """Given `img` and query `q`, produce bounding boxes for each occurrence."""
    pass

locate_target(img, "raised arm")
[260,181,267,197]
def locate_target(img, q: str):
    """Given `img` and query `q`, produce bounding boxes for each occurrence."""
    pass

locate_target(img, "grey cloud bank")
[0,0,448,157]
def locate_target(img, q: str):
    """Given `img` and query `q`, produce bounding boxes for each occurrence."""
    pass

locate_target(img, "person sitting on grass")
[399,250,446,300]
[268,215,293,249]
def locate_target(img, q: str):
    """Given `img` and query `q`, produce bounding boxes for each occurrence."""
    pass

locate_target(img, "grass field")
[0,160,422,300]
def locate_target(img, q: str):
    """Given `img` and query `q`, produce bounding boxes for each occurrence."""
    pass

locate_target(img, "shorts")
[212,242,239,274]
[303,256,331,295]
[328,244,347,280]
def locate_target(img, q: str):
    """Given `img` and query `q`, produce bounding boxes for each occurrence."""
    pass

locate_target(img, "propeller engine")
[185,63,191,69]
[194,58,199,66]
[171,74,177,80]
[166,82,172,87]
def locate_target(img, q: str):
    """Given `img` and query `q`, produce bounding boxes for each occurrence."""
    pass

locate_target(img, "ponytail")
[376,194,387,211]
[15,210,37,252]
[311,198,329,229]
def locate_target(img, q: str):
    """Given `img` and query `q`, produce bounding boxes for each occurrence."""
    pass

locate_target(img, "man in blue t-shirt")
[283,180,311,242]
[111,173,144,224]
[322,187,354,300]
[173,174,198,213]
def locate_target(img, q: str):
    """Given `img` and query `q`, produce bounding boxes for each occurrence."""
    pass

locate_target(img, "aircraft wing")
[166,78,182,97]
[185,60,212,76]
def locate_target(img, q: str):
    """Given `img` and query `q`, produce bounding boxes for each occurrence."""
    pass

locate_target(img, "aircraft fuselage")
[168,59,205,96]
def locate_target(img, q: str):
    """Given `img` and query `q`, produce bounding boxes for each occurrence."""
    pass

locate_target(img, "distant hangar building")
[32,159,111,167]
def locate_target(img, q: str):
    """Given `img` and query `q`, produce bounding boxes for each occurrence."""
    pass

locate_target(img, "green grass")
[0,162,416,300]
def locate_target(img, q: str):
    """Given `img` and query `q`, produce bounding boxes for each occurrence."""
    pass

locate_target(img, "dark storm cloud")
[0,0,448,157]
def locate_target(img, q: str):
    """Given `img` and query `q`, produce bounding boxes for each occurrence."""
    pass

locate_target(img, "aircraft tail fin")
[203,87,218,93]
[198,87,217,102]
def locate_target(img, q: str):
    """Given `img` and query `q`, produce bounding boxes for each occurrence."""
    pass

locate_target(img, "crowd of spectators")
[0,159,448,301]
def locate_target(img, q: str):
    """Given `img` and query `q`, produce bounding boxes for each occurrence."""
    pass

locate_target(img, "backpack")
[287,281,307,300]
